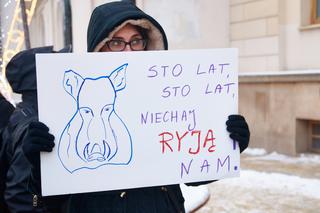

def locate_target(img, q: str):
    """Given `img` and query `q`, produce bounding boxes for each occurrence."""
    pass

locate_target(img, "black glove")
[226,114,250,153]
[22,121,55,171]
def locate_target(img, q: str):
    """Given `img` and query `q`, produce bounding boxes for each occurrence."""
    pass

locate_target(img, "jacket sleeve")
[0,94,14,129]
[4,127,42,212]
[0,94,14,212]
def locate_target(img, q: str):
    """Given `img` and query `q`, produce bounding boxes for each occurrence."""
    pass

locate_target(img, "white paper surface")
[36,49,239,196]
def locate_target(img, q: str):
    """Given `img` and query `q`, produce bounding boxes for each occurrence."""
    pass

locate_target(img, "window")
[309,121,320,153]
[311,0,320,24]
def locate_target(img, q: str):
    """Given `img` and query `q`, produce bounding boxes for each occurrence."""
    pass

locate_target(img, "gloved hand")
[22,121,55,171]
[22,121,55,195]
[226,114,250,153]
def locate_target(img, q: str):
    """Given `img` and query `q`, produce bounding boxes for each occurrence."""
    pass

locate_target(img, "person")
[0,91,15,212]
[19,1,250,213]
[2,46,71,213]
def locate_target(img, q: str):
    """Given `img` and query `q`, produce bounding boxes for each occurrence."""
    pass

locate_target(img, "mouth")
[84,140,110,162]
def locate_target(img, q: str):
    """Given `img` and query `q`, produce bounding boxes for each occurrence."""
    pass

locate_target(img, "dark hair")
[135,25,148,50]
[135,25,148,40]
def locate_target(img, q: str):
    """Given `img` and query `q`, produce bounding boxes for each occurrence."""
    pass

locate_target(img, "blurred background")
[1,0,319,212]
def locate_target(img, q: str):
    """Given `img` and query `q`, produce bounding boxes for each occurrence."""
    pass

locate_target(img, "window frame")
[308,121,320,153]
[311,0,320,24]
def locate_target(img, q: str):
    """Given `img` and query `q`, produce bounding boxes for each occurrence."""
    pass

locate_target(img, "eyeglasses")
[105,38,148,51]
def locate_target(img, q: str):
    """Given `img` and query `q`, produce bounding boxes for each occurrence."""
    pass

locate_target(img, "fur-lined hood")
[87,1,168,52]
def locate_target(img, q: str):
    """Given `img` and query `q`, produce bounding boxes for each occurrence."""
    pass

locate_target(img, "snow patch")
[219,170,320,199]
[258,152,320,164]
[243,148,267,156]
[244,148,320,164]
[181,184,210,213]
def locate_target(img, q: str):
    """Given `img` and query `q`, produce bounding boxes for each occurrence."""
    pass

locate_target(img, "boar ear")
[109,63,128,92]
[63,70,84,100]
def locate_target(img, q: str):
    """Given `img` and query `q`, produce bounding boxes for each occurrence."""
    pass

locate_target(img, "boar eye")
[101,105,113,115]
[80,107,93,116]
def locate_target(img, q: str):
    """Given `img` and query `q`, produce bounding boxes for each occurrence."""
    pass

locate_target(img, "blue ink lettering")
[219,63,230,74]
[140,109,196,131]
[172,64,183,77]
[224,83,235,93]
[217,155,231,172]
[201,159,210,173]
[208,64,216,74]
[148,65,158,77]
[215,84,223,94]
[181,159,193,178]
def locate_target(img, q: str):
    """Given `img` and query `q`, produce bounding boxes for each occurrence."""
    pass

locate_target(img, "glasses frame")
[105,38,148,51]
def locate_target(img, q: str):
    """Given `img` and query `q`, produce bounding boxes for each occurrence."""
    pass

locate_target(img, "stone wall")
[230,0,280,72]
[239,73,320,155]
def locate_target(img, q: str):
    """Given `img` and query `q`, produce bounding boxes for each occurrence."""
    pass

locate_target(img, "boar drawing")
[58,63,132,173]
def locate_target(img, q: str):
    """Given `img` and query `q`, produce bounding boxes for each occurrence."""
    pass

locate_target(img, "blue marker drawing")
[58,63,133,173]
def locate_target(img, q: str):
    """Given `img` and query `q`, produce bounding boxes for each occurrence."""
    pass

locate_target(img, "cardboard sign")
[36,49,239,196]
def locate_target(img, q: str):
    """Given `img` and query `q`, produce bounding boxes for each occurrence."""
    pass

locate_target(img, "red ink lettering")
[159,132,174,153]
[203,129,216,152]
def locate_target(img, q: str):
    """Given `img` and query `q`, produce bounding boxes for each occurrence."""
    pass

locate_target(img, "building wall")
[234,0,320,155]
[29,0,64,50]
[240,75,320,155]
[70,0,230,52]
[70,0,124,53]
[25,0,320,155]
[279,0,320,70]
[230,0,280,73]
[230,0,320,72]
[137,0,229,49]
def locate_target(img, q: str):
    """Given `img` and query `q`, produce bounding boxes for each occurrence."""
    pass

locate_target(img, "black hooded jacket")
[1,46,70,213]
[0,93,14,212]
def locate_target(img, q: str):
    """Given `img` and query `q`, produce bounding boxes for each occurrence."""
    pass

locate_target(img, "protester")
[2,46,70,213]
[10,1,249,212]
[0,91,15,212]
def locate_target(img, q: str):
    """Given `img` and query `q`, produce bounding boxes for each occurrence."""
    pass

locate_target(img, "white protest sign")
[36,49,239,196]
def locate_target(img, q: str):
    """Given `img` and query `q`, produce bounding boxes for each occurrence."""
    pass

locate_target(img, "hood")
[6,46,71,94]
[87,1,168,52]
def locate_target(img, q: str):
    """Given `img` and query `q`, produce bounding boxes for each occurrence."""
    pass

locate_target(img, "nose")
[88,116,105,146]
[123,43,133,52]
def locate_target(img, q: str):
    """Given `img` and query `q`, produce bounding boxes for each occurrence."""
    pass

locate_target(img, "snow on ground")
[220,170,320,199]
[258,152,320,164]
[183,148,320,212]
[238,148,320,199]
[244,148,320,164]
[243,148,267,156]
[181,184,209,213]
[184,169,320,212]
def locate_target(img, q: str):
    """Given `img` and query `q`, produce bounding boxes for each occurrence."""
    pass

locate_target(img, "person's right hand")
[22,121,55,170]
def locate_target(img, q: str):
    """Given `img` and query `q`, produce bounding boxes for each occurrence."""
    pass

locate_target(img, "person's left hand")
[226,114,250,153]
